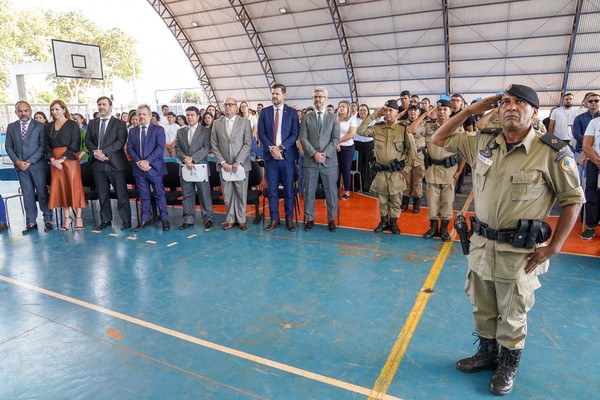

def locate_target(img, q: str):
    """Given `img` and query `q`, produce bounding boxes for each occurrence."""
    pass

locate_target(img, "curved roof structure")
[147,0,600,107]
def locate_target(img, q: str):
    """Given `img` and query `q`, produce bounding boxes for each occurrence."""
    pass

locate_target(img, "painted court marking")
[0,275,403,400]
[368,192,474,399]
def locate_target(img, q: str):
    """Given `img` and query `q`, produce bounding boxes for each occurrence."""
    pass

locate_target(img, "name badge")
[478,152,493,166]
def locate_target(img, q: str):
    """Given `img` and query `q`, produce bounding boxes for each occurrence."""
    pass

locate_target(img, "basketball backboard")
[51,39,103,80]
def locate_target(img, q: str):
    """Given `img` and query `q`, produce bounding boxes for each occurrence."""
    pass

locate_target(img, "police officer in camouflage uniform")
[400,104,426,213]
[409,100,464,241]
[357,99,416,234]
[432,84,584,396]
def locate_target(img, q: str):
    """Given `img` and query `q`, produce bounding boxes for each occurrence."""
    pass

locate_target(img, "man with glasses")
[579,92,600,240]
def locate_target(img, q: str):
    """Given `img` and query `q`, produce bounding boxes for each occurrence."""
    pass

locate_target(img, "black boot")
[412,197,421,213]
[400,196,410,212]
[489,347,522,396]
[374,216,390,233]
[456,333,500,373]
[389,218,400,234]
[440,219,451,241]
[423,219,439,239]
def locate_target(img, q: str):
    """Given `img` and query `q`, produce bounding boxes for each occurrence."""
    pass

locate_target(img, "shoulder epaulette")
[480,128,502,135]
[539,133,567,152]
[374,121,386,126]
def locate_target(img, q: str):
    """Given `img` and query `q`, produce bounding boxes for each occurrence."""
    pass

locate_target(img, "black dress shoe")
[44,222,53,232]
[121,221,132,230]
[286,219,296,231]
[328,220,337,232]
[162,220,171,231]
[179,223,192,230]
[96,221,111,231]
[265,220,281,231]
[304,220,314,231]
[22,223,38,234]
[204,220,214,231]
[133,220,152,232]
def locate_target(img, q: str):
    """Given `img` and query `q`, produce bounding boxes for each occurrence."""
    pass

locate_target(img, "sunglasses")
[588,99,600,103]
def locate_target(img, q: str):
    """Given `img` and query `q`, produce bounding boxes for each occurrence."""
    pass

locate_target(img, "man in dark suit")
[257,83,300,231]
[127,104,170,232]
[174,106,213,231]
[5,101,53,233]
[84,96,132,230]
[299,87,340,232]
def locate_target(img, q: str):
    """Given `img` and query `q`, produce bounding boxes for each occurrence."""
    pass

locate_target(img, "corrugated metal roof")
[150,0,600,107]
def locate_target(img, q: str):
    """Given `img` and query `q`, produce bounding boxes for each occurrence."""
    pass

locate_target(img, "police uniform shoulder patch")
[374,121,386,126]
[554,148,574,163]
[561,156,576,171]
[539,132,566,152]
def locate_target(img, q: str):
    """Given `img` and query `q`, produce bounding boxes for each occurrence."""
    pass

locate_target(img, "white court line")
[0,274,403,400]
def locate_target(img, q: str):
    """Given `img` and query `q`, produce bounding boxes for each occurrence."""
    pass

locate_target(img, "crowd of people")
[1,83,596,397]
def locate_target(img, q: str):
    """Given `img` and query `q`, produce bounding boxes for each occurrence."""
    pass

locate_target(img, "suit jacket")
[174,125,211,168]
[127,123,167,177]
[84,116,129,171]
[257,104,299,161]
[6,119,47,166]
[210,116,253,172]
[299,110,340,168]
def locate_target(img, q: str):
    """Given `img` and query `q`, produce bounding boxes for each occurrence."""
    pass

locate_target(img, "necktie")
[21,122,27,140]
[317,112,323,133]
[273,108,280,145]
[141,125,147,157]
[98,119,107,148]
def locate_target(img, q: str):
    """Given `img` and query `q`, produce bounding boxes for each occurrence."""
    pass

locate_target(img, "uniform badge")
[477,152,493,166]
[561,156,575,171]
[554,150,570,163]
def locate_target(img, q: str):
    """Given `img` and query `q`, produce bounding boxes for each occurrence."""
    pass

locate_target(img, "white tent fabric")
[148,0,600,107]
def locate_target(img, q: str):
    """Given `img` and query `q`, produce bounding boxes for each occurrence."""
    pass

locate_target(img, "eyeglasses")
[223,103,236,107]
[588,99,600,103]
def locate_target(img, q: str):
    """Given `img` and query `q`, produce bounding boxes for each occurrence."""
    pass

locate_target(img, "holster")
[454,213,471,255]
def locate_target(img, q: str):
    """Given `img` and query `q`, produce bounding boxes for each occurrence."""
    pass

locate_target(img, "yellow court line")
[368,191,474,399]
[0,274,403,400]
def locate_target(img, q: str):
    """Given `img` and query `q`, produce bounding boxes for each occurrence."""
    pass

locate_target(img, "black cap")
[504,84,539,109]
[437,99,452,108]
[385,99,399,110]
[408,103,419,110]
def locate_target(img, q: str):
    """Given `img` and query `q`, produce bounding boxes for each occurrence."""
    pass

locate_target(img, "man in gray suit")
[6,101,53,233]
[299,87,341,232]
[210,98,253,230]
[175,106,214,231]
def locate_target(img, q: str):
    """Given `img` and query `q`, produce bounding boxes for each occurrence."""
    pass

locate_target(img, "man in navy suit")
[127,104,170,232]
[5,101,53,233]
[258,83,300,231]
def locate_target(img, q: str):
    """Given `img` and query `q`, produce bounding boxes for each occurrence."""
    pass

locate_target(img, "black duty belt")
[471,217,516,243]
[470,216,552,248]
[417,147,426,153]
[429,153,459,168]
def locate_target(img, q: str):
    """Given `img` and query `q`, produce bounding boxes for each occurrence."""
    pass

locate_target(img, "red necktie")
[273,108,280,145]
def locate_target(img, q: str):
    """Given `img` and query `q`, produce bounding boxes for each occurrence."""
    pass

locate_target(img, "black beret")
[385,99,399,110]
[437,99,452,108]
[504,84,539,109]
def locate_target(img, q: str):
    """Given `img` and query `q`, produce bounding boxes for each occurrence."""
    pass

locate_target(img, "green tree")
[170,90,204,104]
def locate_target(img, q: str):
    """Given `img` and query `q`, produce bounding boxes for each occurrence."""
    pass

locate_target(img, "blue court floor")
[0,189,599,399]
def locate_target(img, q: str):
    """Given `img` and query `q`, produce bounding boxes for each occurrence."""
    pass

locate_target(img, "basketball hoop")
[76,69,95,80]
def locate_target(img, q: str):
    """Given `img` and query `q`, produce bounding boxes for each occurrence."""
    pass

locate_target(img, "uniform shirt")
[584,117,600,158]
[403,119,426,168]
[445,128,584,282]
[422,121,461,184]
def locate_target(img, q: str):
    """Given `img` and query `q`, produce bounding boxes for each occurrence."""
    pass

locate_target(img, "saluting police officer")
[432,85,584,396]
[400,104,426,213]
[357,99,416,234]
[409,99,464,241]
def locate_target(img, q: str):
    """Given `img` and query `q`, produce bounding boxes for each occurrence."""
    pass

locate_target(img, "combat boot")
[374,216,389,233]
[423,219,439,239]
[456,333,500,373]
[411,197,421,213]
[440,219,451,241]
[400,196,410,212]
[489,347,522,396]
[389,218,400,234]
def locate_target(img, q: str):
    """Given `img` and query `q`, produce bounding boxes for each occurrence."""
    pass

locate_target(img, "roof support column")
[561,0,584,98]
[326,0,358,103]
[442,0,451,95]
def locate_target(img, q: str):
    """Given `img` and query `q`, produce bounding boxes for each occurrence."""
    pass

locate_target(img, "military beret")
[504,84,539,109]
[385,99,399,110]
[437,99,452,108]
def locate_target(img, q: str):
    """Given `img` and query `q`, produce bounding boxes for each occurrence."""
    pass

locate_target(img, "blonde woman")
[336,100,357,200]
[46,100,86,230]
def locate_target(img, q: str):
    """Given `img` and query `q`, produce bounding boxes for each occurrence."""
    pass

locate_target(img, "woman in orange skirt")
[46,100,86,230]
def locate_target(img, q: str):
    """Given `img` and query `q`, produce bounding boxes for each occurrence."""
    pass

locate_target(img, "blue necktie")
[141,125,147,157]
[317,112,322,133]
[98,119,107,148]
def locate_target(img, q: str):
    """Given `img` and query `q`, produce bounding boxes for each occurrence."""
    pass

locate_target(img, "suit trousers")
[426,182,455,220]
[16,164,52,225]
[465,270,537,350]
[584,162,599,227]
[265,158,295,221]
[220,172,249,224]
[93,163,131,224]
[181,176,213,224]
[303,165,338,222]
[136,173,168,222]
